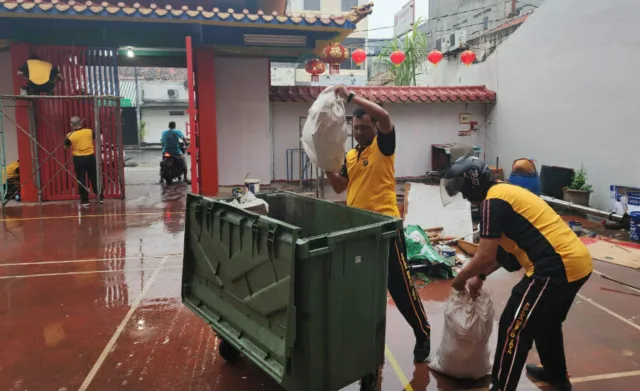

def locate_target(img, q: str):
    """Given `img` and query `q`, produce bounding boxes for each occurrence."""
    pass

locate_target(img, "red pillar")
[194,47,218,196]
[9,43,38,202]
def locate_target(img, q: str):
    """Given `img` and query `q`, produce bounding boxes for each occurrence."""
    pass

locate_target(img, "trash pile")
[226,191,269,215]
[404,225,467,281]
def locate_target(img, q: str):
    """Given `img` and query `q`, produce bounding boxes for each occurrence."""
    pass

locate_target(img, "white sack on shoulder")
[301,85,347,173]
[428,289,495,380]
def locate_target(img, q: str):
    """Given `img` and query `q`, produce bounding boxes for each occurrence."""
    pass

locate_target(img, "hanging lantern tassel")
[390,50,406,67]
[460,50,476,67]
[427,50,443,67]
[351,48,367,67]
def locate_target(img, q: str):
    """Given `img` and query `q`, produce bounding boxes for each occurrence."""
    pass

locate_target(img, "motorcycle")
[160,152,186,185]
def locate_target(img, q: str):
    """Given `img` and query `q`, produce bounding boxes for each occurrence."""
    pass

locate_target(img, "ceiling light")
[127,49,135,58]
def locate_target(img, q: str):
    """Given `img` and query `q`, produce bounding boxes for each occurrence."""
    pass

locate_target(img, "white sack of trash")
[429,289,495,380]
[301,85,347,173]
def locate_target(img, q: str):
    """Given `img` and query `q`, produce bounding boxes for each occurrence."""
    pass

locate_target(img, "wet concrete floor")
[0,166,639,391]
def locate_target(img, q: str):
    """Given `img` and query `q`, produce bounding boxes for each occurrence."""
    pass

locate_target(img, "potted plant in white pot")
[562,166,593,206]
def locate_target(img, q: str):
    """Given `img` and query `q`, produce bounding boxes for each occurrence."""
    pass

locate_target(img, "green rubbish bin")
[182,192,401,391]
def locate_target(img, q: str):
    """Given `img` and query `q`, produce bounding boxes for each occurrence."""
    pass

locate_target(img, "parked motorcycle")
[160,152,186,185]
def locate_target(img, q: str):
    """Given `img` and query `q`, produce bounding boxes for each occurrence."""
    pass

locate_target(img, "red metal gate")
[185,37,199,194]
[30,46,124,201]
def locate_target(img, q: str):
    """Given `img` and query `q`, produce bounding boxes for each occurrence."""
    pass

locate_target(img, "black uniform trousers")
[492,273,590,390]
[388,228,431,342]
[73,155,101,203]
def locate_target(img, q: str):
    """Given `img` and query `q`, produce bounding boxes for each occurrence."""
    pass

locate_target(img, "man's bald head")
[70,116,82,130]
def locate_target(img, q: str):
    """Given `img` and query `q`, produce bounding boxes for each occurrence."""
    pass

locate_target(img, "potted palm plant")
[562,166,593,206]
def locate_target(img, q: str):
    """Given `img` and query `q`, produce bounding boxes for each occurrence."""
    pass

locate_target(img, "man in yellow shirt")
[326,85,431,363]
[445,156,592,391]
[65,116,103,207]
[17,55,63,95]
[3,160,20,200]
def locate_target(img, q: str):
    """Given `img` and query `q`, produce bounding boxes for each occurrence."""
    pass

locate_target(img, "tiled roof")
[270,86,497,104]
[119,80,138,104]
[0,0,372,27]
[481,12,531,37]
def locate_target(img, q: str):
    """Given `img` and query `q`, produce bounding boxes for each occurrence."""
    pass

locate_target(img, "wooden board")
[587,241,640,270]
[457,240,478,256]
[403,182,473,238]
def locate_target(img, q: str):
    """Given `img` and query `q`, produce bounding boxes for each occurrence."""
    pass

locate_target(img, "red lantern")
[351,48,367,67]
[305,59,326,82]
[390,50,406,67]
[460,50,476,66]
[427,50,443,66]
[320,43,349,75]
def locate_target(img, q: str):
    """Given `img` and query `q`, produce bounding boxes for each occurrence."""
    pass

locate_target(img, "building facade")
[419,0,543,52]
[271,0,369,86]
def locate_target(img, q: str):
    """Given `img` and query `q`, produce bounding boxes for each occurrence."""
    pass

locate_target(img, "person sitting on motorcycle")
[160,121,190,184]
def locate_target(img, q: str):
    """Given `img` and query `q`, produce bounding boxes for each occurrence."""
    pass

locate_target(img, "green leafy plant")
[569,166,593,192]
[374,18,428,86]
[139,120,146,143]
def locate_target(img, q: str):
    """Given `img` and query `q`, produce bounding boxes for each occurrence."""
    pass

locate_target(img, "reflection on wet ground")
[0,167,639,391]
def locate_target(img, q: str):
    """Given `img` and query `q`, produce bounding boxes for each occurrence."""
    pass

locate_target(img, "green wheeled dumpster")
[182,192,401,391]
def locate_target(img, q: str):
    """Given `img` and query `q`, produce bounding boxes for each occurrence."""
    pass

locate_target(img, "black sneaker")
[526,364,572,390]
[79,202,90,208]
[99,196,104,204]
[413,338,431,363]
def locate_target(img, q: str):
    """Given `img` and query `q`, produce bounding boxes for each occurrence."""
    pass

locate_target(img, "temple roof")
[0,0,372,28]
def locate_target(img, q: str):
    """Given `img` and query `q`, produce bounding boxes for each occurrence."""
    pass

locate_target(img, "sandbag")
[429,289,495,380]
[301,85,347,172]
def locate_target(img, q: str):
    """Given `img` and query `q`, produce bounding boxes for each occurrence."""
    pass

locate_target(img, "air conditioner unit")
[167,89,179,98]
[451,30,467,50]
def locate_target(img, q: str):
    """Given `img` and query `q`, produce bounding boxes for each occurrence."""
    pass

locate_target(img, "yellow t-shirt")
[343,131,399,218]
[481,183,593,282]
[66,129,95,157]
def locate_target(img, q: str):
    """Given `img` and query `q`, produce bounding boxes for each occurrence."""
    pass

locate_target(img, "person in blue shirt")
[160,121,190,183]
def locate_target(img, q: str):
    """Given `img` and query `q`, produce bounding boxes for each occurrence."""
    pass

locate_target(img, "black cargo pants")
[388,228,431,343]
[73,154,101,203]
[491,273,590,390]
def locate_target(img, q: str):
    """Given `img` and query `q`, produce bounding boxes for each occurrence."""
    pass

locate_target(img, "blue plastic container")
[509,171,541,195]
[630,211,640,242]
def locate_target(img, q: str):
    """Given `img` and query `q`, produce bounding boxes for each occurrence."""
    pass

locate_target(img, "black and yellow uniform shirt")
[2,161,19,183]
[18,60,60,86]
[339,129,400,218]
[480,183,593,282]
[65,129,95,156]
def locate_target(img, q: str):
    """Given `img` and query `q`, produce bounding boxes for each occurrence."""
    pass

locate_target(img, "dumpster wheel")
[218,339,241,363]
[360,370,379,391]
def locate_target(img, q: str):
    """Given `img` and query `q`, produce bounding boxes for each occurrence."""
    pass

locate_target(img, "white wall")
[271,101,487,181]
[140,107,188,144]
[416,0,640,210]
[215,57,271,186]
[0,51,18,164]
[140,81,187,103]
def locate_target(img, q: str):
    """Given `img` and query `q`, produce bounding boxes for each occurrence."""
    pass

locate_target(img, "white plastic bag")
[429,289,495,380]
[301,85,347,172]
